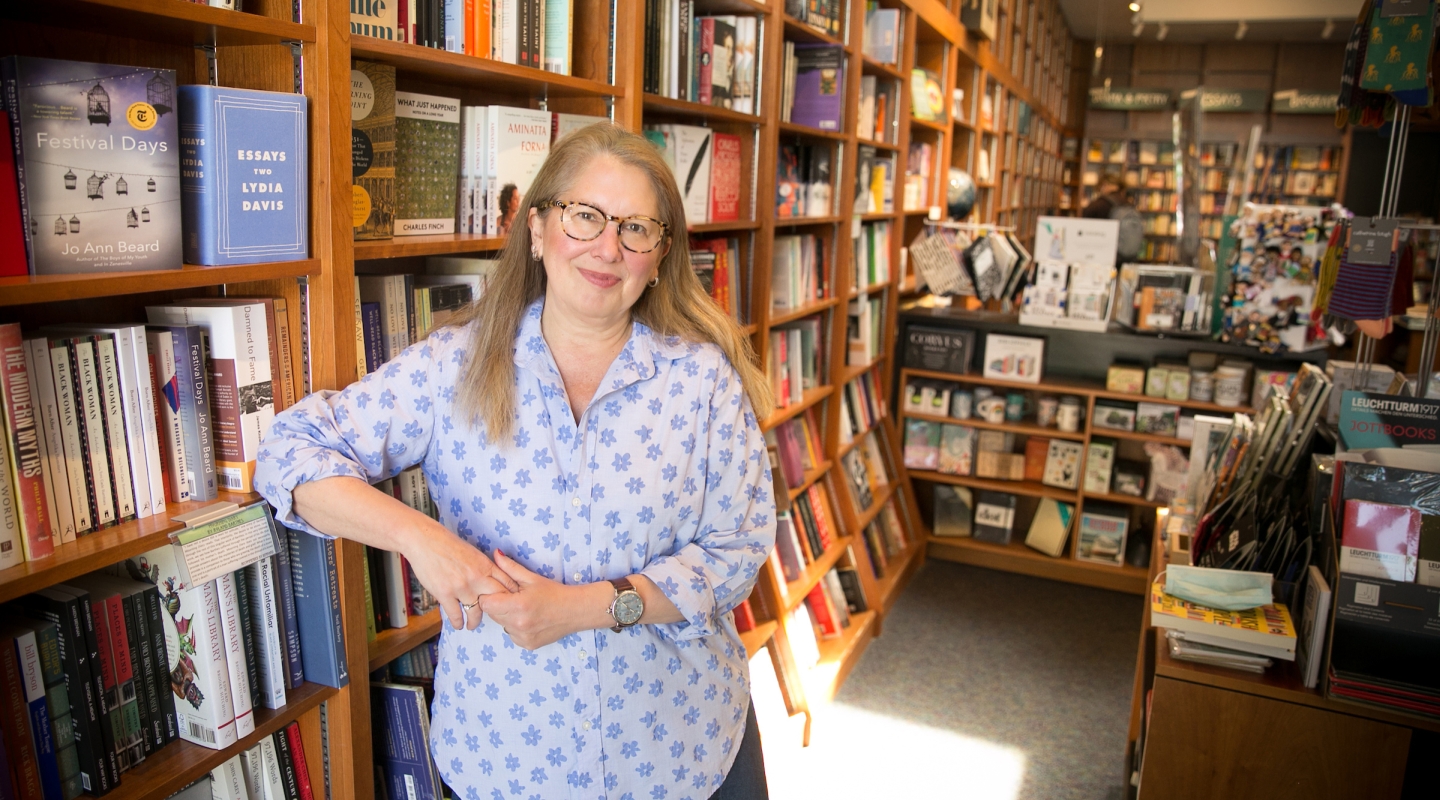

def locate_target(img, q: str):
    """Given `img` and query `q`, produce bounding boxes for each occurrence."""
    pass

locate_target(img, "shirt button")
[580,650,587,659]
[572,497,581,506]
[582,720,592,731]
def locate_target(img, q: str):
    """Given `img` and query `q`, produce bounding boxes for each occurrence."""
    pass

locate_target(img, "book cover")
[1024,498,1074,557]
[351,61,396,240]
[790,45,844,131]
[973,491,1016,544]
[668,124,712,225]
[1151,578,1297,656]
[146,303,274,494]
[1341,499,1420,582]
[144,327,189,504]
[0,323,53,560]
[372,684,443,800]
[289,532,350,689]
[394,92,461,236]
[485,106,551,237]
[24,337,77,545]
[864,8,899,64]
[2,57,182,275]
[902,418,939,471]
[1076,509,1128,566]
[351,0,399,39]
[1297,564,1332,689]
[1042,440,1082,490]
[0,111,25,277]
[933,484,973,537]
[1083,439,1115,494]
[121,546,238,750]
[177,86,308,265]
[709,132,741,223]
[543,0,572,74]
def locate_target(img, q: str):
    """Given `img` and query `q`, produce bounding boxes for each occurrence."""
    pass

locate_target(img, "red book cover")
[0,322,53,560]
[709,133,741,223]
[1342,499,1420,581]
[698,19,714,106]
[733,599,756,633]
[0,626,43,800]
[101,593,134,686]
[804,584,839,638]
[284,721,316,800]
[0,113,25,278]
[806,484,836,549]
[87,598,118,704]
[774,424,803,489]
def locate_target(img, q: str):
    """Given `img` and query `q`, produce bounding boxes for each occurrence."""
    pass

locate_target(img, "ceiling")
[1057,0,1366,44]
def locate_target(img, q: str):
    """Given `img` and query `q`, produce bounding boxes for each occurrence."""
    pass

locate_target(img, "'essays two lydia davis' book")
[178,85,309,266]
[2,56,183,274]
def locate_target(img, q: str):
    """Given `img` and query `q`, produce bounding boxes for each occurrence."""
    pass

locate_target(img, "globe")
[947,168,977,220]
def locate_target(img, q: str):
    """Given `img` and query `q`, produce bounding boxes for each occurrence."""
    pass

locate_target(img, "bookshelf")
[0,0,1082,791]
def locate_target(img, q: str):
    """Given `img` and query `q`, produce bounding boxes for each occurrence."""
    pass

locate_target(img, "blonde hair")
[448,123,773,440]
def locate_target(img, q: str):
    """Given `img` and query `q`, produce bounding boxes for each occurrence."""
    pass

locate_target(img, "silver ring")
[461,598,480,610]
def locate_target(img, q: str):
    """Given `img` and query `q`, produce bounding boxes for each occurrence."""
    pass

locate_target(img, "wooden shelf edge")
[908,469,1079,502]
[763,386,834,431]
[897,407,1088,442]
[782,535,853,612]
[739,620,779,659]
[0,492,260,605]
[853,483,896,530]
[6,0,318,46]
[926,536,1147,595]
[769,296,841,326]
[786,459,834,502]
[0,260,320,307]
[350,37,621,98]
[643,93,763,124]
[368,608,444,672]
[354,234,506,260]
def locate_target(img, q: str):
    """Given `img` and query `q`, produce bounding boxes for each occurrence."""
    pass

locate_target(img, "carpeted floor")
[764,559,1144,800]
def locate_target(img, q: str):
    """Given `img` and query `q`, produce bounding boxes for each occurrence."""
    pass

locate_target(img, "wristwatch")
[607,578,644,632]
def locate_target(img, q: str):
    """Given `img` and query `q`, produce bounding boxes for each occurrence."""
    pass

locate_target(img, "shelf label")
[1088,87,1171,111]
[1272,90,1339,115]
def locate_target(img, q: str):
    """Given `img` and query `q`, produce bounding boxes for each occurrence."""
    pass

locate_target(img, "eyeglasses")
[544,200,669,254]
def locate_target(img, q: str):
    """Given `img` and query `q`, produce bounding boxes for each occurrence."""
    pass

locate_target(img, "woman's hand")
[402,520,520,631]
[481,551,613,650]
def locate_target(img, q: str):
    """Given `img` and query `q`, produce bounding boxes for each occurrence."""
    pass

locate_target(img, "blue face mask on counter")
[1164,565,1273,611]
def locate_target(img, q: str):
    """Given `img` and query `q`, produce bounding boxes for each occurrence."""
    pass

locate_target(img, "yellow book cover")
[1150,579,1297,643]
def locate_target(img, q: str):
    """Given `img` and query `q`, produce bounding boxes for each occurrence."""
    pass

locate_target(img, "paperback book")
[351,61,396,240]
[394,92,461,236]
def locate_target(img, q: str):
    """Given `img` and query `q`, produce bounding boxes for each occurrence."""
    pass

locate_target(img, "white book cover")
[126,544,237,749]
[211,755,249,800]
[383,550,409,628]
[145,329,190,504]
[22,338,69,545]
[91,336,137,521]
[733,16,757,114]
[244,558,288,710]
[458,106,477,235]
[241,745,266,800]
[216,572,256,738]
[486,106,552,238]
[127,325,167,516]
[147,303,275,494]
[552,113,608,144]
[0,429,20,568]
[78,325,159,520]
[72,339,117,527]
[258,736,288,800]
[669,124,713,225]
[46,339,94,532]
[500,0,519,63]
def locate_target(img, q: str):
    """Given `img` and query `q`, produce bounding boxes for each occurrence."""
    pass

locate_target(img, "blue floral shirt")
[255,297,776,800]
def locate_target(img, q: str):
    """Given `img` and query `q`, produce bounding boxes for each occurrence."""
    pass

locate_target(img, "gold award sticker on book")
[127,101,158,131]
[353,185,373,228]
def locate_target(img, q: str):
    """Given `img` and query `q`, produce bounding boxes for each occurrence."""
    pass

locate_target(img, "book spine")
[0,325,52,559]
[271,730,301,800]
[383,551,409,628]
[107,328,155,520]
[288,533,349,688]
[271,300,296,414]
[179,89,215,265]
[0,417,20,571]
[126,327,165,516]
[92,338,136,522]
[270,524,304,689]
[9,629,54,800]
[215,573,255,739]
[50,343,98,534]
[362,305,383,373]
[183,329,219,501]
[136,587,177,744]
[1,626,43,800]
[245,559,288,709]
[259,735,287,800]
[68,591,118,784]
[24,339,74,545]
[181,581,238,750]
[15,340,59,550]
[698,19,713,105]
[231,569,262,712]
[116,589,160,755]
[283,723,315,800]
[145,330,189,504]
[98,593,143,769]
[361,547,377,640]
[70,341,115,529]
[1,58,35,274]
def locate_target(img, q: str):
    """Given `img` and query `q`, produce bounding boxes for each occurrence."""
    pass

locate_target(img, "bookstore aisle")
[759,560,1142,800]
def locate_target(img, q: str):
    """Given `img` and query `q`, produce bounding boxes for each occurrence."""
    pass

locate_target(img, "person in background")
[1083,172,1145,264]
[255,124,777,800]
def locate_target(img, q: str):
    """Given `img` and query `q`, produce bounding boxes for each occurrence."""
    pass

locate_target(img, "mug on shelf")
[1037,396,1059,428]
[1056,396,1082,433]
[977,396,1007,424]
[951,389,974,420]
[1004,392,1029,422]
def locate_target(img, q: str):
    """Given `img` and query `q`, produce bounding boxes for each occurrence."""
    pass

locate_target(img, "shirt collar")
[513,296,693,385]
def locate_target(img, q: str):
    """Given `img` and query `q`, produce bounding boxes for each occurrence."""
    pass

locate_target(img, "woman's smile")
[577,266,623,288]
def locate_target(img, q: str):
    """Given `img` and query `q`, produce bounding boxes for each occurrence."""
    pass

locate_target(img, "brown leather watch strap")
[609,577,635,594]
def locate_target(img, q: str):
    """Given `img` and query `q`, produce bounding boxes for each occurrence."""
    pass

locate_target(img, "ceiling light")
[1235,20,1248,40]
[1157,22,1168,40]
[1128,2,1140,11]
[1133,21,1145,37]
[1322,19,1335,39]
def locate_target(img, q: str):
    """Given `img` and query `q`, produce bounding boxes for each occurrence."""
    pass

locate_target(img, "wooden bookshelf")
[353,234,505,260]
[9,0,318,46]
[805,609,878,703]
[740,620,780,658]
[0,261,321,307]
[927,534,1148,594]
[367,608,444,672]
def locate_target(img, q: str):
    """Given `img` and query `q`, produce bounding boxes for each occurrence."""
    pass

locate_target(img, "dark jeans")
[708,703,769,800]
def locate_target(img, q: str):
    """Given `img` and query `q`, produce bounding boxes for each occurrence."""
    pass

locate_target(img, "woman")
[254,123,777,800]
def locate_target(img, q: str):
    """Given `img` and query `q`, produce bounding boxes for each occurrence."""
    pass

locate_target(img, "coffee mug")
[1037,396,1059,428]
[951,390,973,419]
[1057,397,1082,433]
[977,397,1007,424]
[1005,392,1027,422]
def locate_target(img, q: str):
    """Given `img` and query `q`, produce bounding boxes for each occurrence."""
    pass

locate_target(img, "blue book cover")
[361,303,382,374]
[371,684,441,800]
[265,512,305,689]
[177,85,308,266]
[0,56,182,274]
[12,626,63,800]
[287,531,349,688]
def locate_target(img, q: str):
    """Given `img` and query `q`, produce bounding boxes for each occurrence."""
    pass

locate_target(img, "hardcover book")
[973,490,1016,544]
[790,44,845,131]
[394,92,461,236]
[178,86,308,265]
[938,424,975,476]
[0,323,54,560]
[933,485,973,537]
[372,683,443,800]
[1024,498,1074,557]
[1042,440,1083,490]
[668,124,713,225]
[1341,499,1420,582]
[709,132,741,223]
[1077,508,1128,566]
[351,61,396,240]
[2,57,183,274]
[289,532,349,688]
[902,418,939,470]
[350,0,399,40]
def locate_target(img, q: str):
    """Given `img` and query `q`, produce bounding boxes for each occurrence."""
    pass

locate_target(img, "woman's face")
[529,156,668,326]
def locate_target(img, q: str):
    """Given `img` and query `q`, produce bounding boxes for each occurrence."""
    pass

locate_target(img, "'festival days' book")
[1,56,182,274]
[178,85,308,266]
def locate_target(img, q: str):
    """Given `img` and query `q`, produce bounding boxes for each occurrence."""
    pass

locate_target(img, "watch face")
[614,591,644,626]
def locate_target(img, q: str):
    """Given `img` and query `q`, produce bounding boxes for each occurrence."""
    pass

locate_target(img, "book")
[214,573,256,739]
[902,418,939,471]
[1,57,182,274]
[64,336,118,530]
[144,327,189,504]
[61,575,146,769]
[1076,508,1128,566]
[372,684,443,800]
[667,124,712,225]
[485,106,551,237]
[973,491,1016,544]
[23,337,76,546]
[394,92,461,236]
[288,532,349,688]
[864,7,900,64]
[1151,578,1297,659]
[1084,439,1115,495]
[351,0,400,39]
[1025,498,1074,557]
[1042,440,1082,490]
[1297,565,1332,689]
[351,61,396,240]
[709,132,741,223]
[543,0,572,73]
[146,302,275,494]
[0,323,53,561]
[177,86,309,265]
[0,111,25,277]
[790,44,844,131]
[932,485,973,537]
[172,325,219,501]
[1341,499,1420,582]
[49,584,121,786]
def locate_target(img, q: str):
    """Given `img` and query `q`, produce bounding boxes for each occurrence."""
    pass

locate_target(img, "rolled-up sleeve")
[254,339,440,537]
[639,359,776,641]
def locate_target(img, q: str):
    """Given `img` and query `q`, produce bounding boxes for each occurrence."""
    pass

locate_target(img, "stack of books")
[1150,578,1297,673]
[361,467,444,641]
[166,721,316,800]
[645,125,745,226]
[766,449,843,584]
[642,6,759,114]
[354,266,485,378]
[351,0,578,75]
